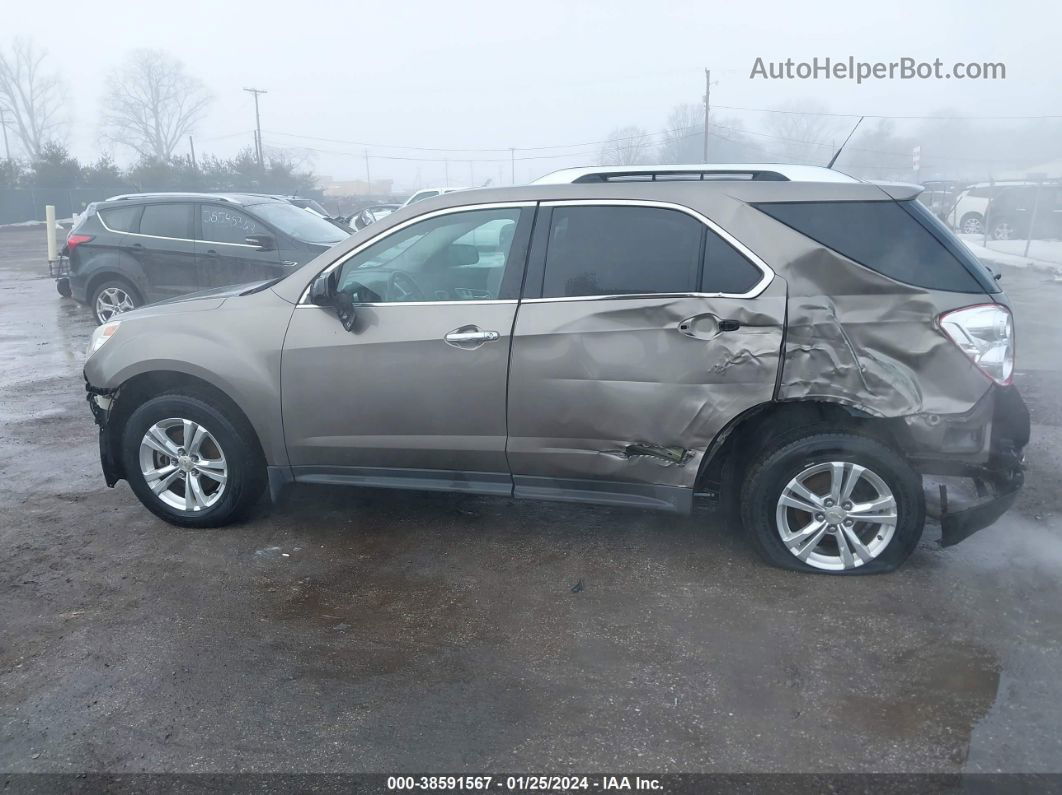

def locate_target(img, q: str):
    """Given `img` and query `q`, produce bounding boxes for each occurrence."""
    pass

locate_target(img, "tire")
[121,392,265,528]
[990,219,1015,241]
[959,213,984,234]
[91,278,141,324]
[740,430,925,574]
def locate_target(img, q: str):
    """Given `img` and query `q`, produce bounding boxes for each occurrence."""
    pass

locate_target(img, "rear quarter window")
[754,199,997,293]
[98,205,141,233]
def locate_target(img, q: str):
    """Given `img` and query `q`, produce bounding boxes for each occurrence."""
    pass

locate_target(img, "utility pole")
[0,108,11,164]
[188,135,197,171]
[364,150,371,194]
[444,159,449,188]
[703,68,711,163]
[243,87,267,167]
[510,148,516,185]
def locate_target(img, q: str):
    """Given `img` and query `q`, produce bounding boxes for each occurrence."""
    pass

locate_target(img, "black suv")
[62,193,351,323]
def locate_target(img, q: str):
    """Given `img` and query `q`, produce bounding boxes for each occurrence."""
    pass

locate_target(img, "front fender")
[84,290,295,467]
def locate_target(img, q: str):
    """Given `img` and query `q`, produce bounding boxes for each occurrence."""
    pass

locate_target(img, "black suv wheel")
[740,431,925,574]
[91,278,142,324]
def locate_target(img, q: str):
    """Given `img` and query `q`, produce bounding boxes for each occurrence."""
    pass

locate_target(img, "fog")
[4,0,1061,189]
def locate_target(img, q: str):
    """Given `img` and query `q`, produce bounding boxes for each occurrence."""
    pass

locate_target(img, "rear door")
[281,204,534,489]
[195,203,282,287]
[506,201,786,511]
[134,202,196,300]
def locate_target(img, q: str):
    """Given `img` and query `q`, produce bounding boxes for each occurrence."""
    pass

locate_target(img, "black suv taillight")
[65,233,94,253]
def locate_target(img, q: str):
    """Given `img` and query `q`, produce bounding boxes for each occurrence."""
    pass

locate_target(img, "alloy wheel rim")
[775,461,898,571]
[96,287,135,322]
[138,418,228,512]
[993,222,1013,241]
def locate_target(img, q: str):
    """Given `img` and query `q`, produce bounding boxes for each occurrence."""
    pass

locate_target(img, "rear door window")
[138,203,193,240]
[755,199,996,293]
[98,205,141,232]
[541,205,702,298]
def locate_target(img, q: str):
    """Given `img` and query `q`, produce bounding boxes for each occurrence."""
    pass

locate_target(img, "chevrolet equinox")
[83,166,1029,573]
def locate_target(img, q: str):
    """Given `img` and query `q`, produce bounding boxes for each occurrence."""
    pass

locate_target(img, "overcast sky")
[6,0,1060,189]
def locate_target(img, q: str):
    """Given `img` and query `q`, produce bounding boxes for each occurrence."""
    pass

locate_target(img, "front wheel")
[740,432,925,574]
[121,393,265,528]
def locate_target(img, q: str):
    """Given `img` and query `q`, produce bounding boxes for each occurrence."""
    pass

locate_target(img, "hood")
[149,280,275,307]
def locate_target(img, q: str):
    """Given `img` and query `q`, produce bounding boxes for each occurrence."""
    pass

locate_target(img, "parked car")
[84,169,1028,574]
[349,203,400,230]
[945,181,1036,234]
[917,180,963,222]
[245,194,354,234]
[62,193,351,323]
[983,184,1062,241]
[402,187,469,206]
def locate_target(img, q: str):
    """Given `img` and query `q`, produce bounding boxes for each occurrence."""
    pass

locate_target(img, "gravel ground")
[1,226,1061,774]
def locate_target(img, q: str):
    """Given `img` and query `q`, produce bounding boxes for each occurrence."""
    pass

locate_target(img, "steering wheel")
[388,270,425,302]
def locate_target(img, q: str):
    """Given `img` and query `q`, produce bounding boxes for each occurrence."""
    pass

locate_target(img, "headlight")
[88,321,121,356]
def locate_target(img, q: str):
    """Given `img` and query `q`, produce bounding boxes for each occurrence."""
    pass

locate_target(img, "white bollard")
[45,204,58,263]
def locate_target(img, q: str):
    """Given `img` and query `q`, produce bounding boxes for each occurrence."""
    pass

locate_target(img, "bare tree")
[101,50,211,160]
[0,38,67,158]
[599,126,654,165]
[763,101,845,164]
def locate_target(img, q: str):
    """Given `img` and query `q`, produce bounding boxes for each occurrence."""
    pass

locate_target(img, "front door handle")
[444,326,500,349]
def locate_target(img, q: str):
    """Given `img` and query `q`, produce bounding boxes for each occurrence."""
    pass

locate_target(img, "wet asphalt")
[1,226,1061,774]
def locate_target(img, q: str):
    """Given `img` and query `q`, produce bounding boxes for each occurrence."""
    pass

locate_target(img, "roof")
[103,192,285,206]
[532,163,860,185]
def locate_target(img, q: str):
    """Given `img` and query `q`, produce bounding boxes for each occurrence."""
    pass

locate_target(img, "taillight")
[65,233,94,252]
[939,304,1014,385]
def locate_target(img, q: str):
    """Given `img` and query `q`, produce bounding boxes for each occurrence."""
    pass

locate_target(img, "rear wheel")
[740,431,925,574]
[121,393,265,528]
[91,278,141,324]
[959,212,984,234]
[990,219,1015,241]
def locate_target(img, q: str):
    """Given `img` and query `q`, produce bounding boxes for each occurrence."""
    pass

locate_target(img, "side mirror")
[245,233,276,251]
[448,243,479,267]
[308,273,334,306]
[310,271,358,332]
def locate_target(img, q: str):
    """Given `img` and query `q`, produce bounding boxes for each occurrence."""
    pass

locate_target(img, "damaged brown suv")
[83,165,1029,574]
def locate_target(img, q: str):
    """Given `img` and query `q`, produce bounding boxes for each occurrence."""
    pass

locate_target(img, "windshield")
[253,202,349,245]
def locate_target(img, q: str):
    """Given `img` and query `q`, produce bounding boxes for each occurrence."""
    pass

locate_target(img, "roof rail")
[104,192,238,203]
[532,164,859,185]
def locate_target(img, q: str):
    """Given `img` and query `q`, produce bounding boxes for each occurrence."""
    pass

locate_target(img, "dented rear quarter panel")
[714,188,995,417]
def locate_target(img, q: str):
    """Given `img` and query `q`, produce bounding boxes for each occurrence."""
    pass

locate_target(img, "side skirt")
[278,466,693,514]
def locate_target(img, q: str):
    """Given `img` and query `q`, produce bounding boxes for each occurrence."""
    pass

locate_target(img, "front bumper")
[86,380,122,488]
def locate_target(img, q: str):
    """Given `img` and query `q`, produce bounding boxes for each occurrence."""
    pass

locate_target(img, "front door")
[195,204,282,287]
[506,202,786,510]
[281,204,534,493]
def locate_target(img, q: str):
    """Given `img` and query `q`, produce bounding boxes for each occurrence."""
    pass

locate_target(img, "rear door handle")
[444,327,500,348]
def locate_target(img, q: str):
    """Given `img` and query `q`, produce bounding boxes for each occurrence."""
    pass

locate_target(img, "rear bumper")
[909,385,1029,546]
[939,470,1022,547]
